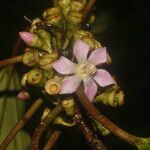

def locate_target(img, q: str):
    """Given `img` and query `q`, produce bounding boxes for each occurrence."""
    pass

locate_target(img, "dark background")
[0,0,150,149]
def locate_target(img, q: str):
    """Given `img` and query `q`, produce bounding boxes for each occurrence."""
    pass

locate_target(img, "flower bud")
[41,108,50,120]
[54,116,75,127]
[94,85,124,107]
[67,12,83,25]
[45,79,60,95]
[38,52,58,70]
[27,69,42,84]
[70,1,85,12]
[57,0,71,17]
[30,18,43,33]
[42,7,62,28]
[19,31,53,53]
[22,50,39,67]
[74,30,102,49]
[62,98,75,116]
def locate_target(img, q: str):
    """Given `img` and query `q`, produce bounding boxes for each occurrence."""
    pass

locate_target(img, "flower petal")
[88,47,107,65]
[83,77,98,101]
[60,75,81,94]
[19,31,35,45]
[52,56,76,75]
[73,40,89,62]
[93,69,115,87]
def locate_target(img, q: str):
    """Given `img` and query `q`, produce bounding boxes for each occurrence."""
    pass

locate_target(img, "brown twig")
[0,99,43,150]
[73,106,107,150]
[0,55,23,68]
[76,85,142,147]
[31,103,63,150]
[12,37,22,57]
[44,130,62,150]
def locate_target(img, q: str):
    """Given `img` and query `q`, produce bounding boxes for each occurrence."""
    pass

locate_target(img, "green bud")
[27,69,42,84]
[27,33,53,53]
[38,52,58,70]
[42,7,62,28]
[38,69,55,87]
[94,85,124,107]
[22,50,39,67]
[70,1,85,12]
[57,0,71,17]
[67,12,83,25]
[74,30,102,49]
[30,18,43,33]
[62,98,75,116]
[54,116,75,127]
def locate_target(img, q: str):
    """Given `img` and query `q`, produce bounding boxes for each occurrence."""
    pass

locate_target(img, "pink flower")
[52,40,115,101]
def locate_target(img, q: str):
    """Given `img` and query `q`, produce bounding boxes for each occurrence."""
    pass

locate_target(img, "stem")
[31,103,63,150]
[74,106,107,150]
[0,99,43,150]
[84,0,96,18]
[76,86,141,146]
[43,130,62,150]
[12,37,22,57]
[0,55,23,68]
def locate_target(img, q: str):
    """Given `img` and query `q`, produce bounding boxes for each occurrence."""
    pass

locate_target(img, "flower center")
[75,60,97,80]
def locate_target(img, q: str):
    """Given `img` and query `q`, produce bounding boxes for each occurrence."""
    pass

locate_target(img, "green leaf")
[0,66,31,150]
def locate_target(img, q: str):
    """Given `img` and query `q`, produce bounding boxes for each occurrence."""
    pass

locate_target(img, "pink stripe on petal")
[60,75,81,94]
[88,47,107,65]
[93,69,115,87]
[19,32,35,45]
[73,40,89,62]
[83,77,98,101]
[52,56,76,75]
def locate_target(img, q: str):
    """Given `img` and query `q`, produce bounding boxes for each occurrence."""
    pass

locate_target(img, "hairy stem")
[73,106,107,150]
[43,130,62,150]
[0,55,23,68]
[31,103,63,150]
[0,99,43,150]
[76,86,141,147]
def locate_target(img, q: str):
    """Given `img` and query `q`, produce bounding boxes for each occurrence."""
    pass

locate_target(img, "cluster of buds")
[18,0,124,108]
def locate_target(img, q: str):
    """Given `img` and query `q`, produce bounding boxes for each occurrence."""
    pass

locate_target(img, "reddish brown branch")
[76,86,141,146]
[0,55,23,68]
[0,99,43,150]
[73,106,107,150]
[44,130,62,150]
[31,104,63,150]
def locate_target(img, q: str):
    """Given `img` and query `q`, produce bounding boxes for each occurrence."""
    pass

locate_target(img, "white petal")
[88,47,107,65]
[93,69,115,87]
[83,77,98,101]
[73,40,89,62]
[60,75,81,94]
[52,56,76,75]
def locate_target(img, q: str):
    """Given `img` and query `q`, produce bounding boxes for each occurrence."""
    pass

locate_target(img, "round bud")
[45,79,60,95]
[38,53,58,70]
[22,50,39,67]
[27,69,42,84]
[62,98,75,116]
